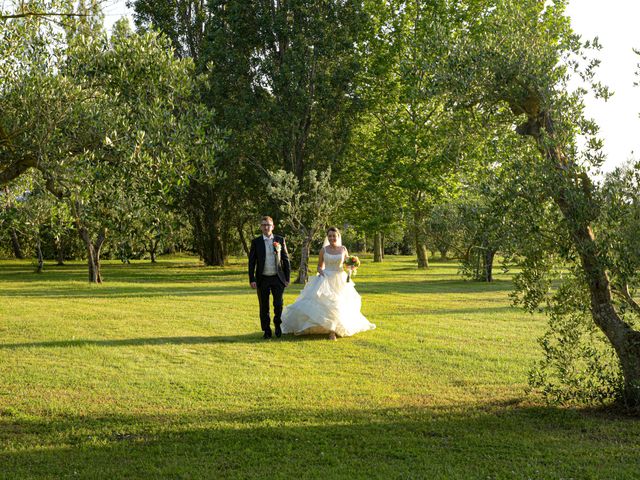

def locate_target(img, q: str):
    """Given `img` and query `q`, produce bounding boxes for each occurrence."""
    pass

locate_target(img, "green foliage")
[527,273,624,405]
[599,160,640,305]
[129,0,207,59]
[267,168,349,280]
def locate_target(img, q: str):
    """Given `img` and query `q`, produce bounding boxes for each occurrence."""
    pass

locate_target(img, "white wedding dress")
[281,248,376,337]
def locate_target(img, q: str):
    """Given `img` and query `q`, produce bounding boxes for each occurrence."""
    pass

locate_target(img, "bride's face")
[327,231,338,245]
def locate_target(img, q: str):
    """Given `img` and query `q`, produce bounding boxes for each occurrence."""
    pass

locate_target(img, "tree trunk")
[415,230,429,269]
[35,236,44,273]
[439,247,448,260]
[413,210,427,268]
[238,223,249,256]
[10,229,24,259]
[296,235,312,284]
[523,107,640,406]
[483,249,496,283]
[188,180,227,266]
[558,201,640,407]
[55,237,65,265]
[381,232,385,260]
[373,232,383,263]
[79,226,106,283]
[202,224,225,266]
[150,239,158,263]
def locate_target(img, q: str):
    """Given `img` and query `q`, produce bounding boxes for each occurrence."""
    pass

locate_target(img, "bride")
[281,227,376,340]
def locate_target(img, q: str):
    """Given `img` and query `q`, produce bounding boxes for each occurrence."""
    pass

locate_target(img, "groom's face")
[260,220,274,237]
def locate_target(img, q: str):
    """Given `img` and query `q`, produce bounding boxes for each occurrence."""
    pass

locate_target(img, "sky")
[564,0,640,171]
[102,0,640,172]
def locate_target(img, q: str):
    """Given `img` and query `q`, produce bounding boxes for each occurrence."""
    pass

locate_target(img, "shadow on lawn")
[359,278,515,295]
[0,405,637,479]
[0,261,244,285]
[0,333,341,350]
[0,334,263,349]
[0,275,515,298]
[0,284,249,298]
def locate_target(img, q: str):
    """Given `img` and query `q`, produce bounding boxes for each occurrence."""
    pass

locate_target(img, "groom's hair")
[261,216,274,224]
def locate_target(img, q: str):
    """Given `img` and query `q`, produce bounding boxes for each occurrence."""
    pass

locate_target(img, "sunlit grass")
[0,255,638,479]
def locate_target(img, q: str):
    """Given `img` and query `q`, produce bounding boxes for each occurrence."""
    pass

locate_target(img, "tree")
[268,168,349,284]
[425,202,459,260]
[200,0,369,255]
[0,1,105,188]
[3,2,227,277]
[352,0,477,269]
[128,0,208,59]
[439,0,640,407]
[600,160,640,315]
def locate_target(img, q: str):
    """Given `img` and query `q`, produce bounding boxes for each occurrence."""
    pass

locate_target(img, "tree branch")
[613,283,640,317]
[0,157,37,186]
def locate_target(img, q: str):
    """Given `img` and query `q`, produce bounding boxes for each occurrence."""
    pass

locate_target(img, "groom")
[248,216,291,339]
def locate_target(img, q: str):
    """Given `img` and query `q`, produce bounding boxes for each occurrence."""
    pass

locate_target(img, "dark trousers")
[257,275,285,332]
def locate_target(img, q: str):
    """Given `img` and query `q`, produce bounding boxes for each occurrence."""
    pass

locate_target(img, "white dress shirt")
[262,235,277,276]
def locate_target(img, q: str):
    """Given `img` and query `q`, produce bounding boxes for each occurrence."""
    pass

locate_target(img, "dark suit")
[248,235,291,333]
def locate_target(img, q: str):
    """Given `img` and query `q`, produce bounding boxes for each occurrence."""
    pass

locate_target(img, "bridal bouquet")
[344,255,361,282]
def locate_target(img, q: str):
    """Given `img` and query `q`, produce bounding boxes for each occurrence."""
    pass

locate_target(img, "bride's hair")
[323,226,342,248]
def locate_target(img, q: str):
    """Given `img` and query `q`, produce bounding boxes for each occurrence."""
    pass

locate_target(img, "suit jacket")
[248,234,291,286]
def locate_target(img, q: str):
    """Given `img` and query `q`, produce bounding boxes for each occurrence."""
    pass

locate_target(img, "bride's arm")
[317,247,325,276]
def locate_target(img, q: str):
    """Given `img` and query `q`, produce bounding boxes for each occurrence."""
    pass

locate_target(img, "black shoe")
[263,330,273,339]
[275,325,282,338]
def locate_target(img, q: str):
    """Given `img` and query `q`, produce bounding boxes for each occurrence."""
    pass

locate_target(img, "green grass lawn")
[0,255,638,479]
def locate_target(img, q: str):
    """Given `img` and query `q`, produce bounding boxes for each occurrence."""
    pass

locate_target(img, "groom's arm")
[281,237,291,283]
[248,239,257,287]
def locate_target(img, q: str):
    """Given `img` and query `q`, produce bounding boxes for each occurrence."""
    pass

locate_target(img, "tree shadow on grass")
[0,333,344,350]
[359,278,515,295]
[0,262,245,285]
[0,276,515,299]
[0,284,250,298]
[1,405,638,479]
[0,334,265,349]
[380,305,519,317]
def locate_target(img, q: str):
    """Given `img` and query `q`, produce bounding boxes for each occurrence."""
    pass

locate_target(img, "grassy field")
[0,255,638,479]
